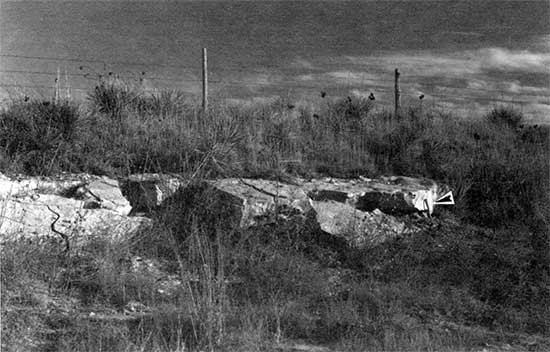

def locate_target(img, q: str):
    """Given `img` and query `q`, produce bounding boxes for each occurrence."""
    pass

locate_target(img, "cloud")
[344,53,482,77]
[296,71,384,86]
[296,74,314,81]
[289,58,317,70]
[345,47,550,79]
[479,48,550,73]
[503,82,549,96]
[291,47,550,123]
[342,47,549,105]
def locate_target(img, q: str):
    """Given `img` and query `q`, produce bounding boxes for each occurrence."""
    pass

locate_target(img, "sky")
[1,0,549,122]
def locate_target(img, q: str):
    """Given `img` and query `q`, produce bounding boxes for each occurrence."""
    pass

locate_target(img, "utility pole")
[394,68,401,119]
[202,48,208,114]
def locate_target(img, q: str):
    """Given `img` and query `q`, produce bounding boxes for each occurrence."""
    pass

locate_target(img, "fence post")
[202,47,208,114]
[65,68,71,100]
[394,68,401,119]
[54,66,60,104]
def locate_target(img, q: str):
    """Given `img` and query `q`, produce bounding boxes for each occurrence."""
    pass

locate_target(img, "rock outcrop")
[1,173,446,250]
[124,175,432,249]
[0,174,149,246]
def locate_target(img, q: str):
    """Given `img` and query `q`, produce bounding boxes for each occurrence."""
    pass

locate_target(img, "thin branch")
[46,205,70,253]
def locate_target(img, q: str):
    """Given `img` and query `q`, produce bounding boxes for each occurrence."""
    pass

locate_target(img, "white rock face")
[0,194,148,242]
[0,174,148,246]
[85,177,133,216]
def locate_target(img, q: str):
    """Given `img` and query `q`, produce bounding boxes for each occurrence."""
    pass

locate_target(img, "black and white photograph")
[0,0,549,351]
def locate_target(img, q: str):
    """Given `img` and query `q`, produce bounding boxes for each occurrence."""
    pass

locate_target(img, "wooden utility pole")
[394,68,401,118]
[202,48,208,113]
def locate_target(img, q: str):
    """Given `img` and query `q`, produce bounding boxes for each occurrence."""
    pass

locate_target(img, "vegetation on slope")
[1,80,549,351]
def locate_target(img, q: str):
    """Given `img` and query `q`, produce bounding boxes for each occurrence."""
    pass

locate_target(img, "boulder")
[120,173,186,212]
[155,178,312,234]
[0,174,132,216]
[0,173,148,246]
[302,176,439,215]
[158,177,415,249]
[0,194,149,245]
[206,178,312,228]
[84,177,133,216]
[310,201,415,248]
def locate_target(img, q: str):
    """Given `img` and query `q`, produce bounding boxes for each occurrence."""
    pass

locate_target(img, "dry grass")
[2,216,549,351]
[1,83,549,351]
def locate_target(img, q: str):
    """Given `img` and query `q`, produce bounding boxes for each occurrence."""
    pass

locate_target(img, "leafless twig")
[46,205,70,253]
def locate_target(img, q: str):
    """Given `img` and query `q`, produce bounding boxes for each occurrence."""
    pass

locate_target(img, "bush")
[88,79,139,120]
[329,96,373,121]
[0,99,79,174]
[487,106,523,128]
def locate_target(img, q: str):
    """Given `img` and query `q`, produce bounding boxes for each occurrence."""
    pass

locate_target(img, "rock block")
[310,200,415,248]
[0,194,150,244]
[120,174,186,212]
[302,176,439,215]
[0,173,148,246]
